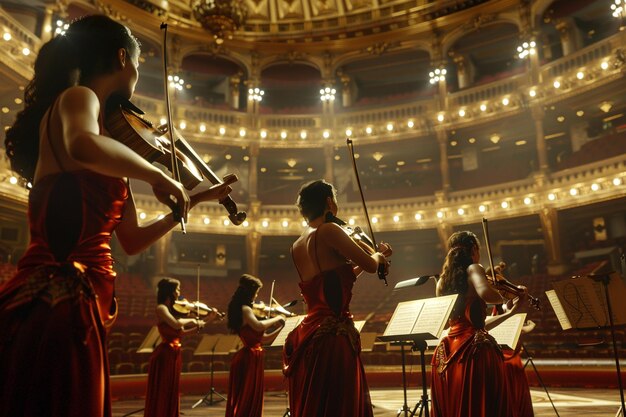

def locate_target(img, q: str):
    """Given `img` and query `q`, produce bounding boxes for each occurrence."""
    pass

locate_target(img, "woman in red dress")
[283,180,391,417]
[225,274,285,417]
[430,231,526,417]
[144,278,215,417]
[0,15,231,417]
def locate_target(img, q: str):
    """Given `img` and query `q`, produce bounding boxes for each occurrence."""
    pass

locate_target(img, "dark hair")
[227,274,263,332]
[296,180,336,222]
[438,231,479,297]
[4,15,140,183]
[157,277,180,305]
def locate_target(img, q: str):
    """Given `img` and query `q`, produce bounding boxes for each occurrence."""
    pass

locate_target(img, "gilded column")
[531,105,549,172]
[539,207,569,275]
[555,19,579,57]
[450,52,469,89]
[340,73,351,108]
[230,72,242,110]
[246,198,263,276]
[436,128,450,192]
[436,221,454,254]
[324,144,334,183]
[246,231,262,277]
[41,6,54,43]
[248,143,259,201]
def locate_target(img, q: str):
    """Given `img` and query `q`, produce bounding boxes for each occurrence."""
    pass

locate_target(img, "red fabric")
[0,171,127,417]
[225,325,265,417]
[431,294,512,417]
[503,348,534,417]
[283,264,373,417]
[144,322,184,417]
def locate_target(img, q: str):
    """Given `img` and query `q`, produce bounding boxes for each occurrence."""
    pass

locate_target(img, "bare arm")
[57,86,190,222]
[115,182,233,255]
[241,305,285,333]
[155,304,204,334]
[467,264,505,304]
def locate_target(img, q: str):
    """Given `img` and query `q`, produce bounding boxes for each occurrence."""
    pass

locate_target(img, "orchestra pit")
[0,0,624,415]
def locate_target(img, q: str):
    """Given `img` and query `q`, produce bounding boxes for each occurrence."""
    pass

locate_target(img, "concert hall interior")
[0,0,625,416]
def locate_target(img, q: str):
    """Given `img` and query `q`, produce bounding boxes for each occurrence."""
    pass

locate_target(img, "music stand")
[270,316,305,417]
[378,294,458,417]
[192,334,238,408]
[121,327,163,417]
[547,271,626,417]
[590,272,626,417]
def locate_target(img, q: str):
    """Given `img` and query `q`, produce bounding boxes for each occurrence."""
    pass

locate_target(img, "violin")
[251,300,297,320]
[486,262,541,310]
[173,296,226,319]
[482,218,541,310]
[325,212,378,255]
[104,97,246,225]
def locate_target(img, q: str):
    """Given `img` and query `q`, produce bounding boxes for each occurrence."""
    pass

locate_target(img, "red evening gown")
[431,293,512,417]
[283,231,373,417]
[144,322,184,417]
[225,325,265,417]
[503,346,534,417]
[0,170,128,417]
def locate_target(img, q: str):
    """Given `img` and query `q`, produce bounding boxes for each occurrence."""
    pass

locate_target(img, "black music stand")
[121,327,162,417]
[379,293,458,417]
[192,334,238,408]
[547,271,626,417]
[269,315,305,417]
[521,343,561,417]
[589,272,625,417]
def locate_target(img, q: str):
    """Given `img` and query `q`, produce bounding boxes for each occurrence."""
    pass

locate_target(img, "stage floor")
[112,387,624,416]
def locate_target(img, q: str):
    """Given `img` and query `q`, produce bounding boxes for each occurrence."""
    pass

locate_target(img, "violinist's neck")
[308,216,324,228]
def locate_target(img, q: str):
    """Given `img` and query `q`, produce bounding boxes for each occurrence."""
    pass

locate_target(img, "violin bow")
[268,280,275,316]
[481,217,498,284]
[346,138,388,286]
[196,264,201,319]
[160,23,186,233]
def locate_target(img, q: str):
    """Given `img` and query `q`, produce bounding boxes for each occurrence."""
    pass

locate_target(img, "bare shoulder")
[467,263,485,275]
[316,222,347,240]
[58,86,99,111]
[155,304,169,314]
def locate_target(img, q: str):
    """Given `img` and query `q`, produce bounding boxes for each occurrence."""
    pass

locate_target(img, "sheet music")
[270,315,304,348]
[411,294,458,338]
[136,326,162,353]
[589,272,626,326]
[489,313,527,349]
[354,320,366,333]
[380,295,458,343]
[382,300,424,337]
[552,278,606,328]
[545,290,572,330]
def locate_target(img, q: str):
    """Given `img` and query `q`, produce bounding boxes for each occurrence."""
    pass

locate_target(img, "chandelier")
[191,0,248,44]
